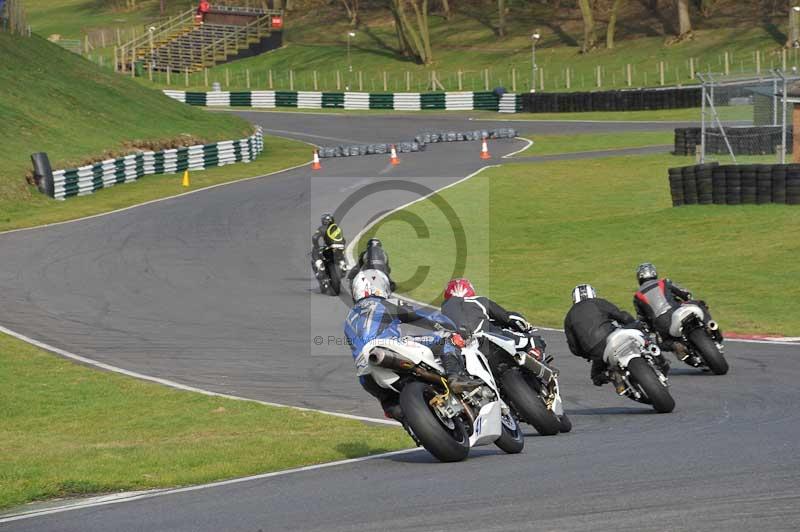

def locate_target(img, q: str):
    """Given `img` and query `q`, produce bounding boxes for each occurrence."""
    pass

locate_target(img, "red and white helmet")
[443,278,476,300]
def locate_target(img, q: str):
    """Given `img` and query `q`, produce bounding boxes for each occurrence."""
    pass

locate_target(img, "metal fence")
[698,72,800,164]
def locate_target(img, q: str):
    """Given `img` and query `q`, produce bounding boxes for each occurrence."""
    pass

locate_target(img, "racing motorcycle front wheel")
[494,411,524,454]
[399,381,470,462]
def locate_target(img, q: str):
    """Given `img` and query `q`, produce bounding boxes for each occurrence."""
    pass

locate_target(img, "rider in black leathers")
[347,238,396,291]
[311,213,345,291]
[632,262,720,361]
[439,278,546,376]
[564,284,643,386]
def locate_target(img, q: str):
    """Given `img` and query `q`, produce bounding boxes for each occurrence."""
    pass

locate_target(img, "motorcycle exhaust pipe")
[707,320,719,331]
[522,354,557,382]
[369,348,442,386]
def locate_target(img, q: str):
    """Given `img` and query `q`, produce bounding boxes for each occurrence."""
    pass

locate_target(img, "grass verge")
[0,134,310,233]
[360,153,800,336]
[518,131,673,157]
[0,331,410,512]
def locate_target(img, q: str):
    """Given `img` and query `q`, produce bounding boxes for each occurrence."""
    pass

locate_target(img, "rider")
[632,262,720,361]
[344,269,480,420]
[347,238,396,291]
[564,284,643,386]
[440,278,547,370]
[311,213,345,292]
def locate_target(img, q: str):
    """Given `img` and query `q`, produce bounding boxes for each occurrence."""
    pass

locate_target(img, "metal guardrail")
[194,14,271,71]
[119,8,195,72]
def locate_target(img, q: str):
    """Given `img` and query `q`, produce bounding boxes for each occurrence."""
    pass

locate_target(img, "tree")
[390,0,433,65]
[340,0,360,26]
[606,0,624,49]
[439,0,451,20]
[677,0,692,37]
[578,0,597,53]
[498,0,506,37]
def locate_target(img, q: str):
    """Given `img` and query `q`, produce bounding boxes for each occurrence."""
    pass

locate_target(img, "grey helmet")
[367,238,382,248]
[571,284,597,304]
[636,262,658,285]
[321,213,334,226]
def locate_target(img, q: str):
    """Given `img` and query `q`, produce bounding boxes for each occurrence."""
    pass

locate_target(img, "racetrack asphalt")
[1,112,798,531]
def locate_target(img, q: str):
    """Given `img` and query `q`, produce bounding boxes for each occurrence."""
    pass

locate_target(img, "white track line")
[0,324,398,426]
[501,137,534,158]
[0,448,419,523]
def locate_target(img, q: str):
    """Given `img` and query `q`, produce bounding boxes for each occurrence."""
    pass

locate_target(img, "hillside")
[0,31,251,203]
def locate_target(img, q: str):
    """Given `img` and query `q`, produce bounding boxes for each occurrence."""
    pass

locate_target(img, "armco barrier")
[48,127,264,200]
[673,126,792,156]
[163,90,522,113]
[668,162,800,206]
[520,86,701,113]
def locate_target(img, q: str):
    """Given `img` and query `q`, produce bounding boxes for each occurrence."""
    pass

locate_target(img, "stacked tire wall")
[520,86,700,113]
[668,163,800,206]
[674,127,792,156]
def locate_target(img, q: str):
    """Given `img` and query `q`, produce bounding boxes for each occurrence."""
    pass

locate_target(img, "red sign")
[271,16,283,29]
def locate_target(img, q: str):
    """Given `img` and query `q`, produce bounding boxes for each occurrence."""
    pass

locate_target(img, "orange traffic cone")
[311,149,322,170]
[480,139,491,160]
[390,145,400,165]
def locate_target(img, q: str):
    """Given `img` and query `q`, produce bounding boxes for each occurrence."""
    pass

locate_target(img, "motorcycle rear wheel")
[399,381,470,462]
[500,368,560,436]
[494,412,524,454]
[627,358,675,414]
[687,329,729,375]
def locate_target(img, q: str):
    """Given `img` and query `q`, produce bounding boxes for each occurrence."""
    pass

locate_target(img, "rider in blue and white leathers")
[344,269,479,420]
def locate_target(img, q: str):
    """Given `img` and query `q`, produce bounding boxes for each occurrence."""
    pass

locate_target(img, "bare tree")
[340,0,360,26]
[677,0,692,37]
[498,0,506,37]
[390,0,433,64]
[606,0,624,49]
[578,0,597,52]
[440,0,451,20]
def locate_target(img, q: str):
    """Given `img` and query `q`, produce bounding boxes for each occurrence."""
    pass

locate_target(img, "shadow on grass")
[335,442,400,459]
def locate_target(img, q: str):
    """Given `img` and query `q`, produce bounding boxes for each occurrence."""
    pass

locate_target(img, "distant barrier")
[47,127,263,200]
[673,127,791,156]
[668,163,800,206]
[163,90,523,113]
[520,86,701,113]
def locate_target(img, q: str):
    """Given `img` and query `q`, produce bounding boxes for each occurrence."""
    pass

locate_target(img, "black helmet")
[367,238,382,248]
[636,262,658,285]
[321,213,334,226]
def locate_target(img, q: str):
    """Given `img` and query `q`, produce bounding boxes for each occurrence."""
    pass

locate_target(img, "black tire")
[500,369,560,436]
[627,358,675,414]
[494,411,525,454]
[557,414,573,433]
[326,262,342,296]
[399,381,470,462]
[687,328,729,375]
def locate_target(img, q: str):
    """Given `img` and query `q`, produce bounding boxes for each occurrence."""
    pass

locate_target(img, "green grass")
[0,331,411,511]
[0,134,310,233]
[361,153,800,336]
[518,131,673,157]
[0,32,252,203]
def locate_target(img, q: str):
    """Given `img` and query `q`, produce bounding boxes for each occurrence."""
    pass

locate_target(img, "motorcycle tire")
[557,414,573,433]
[627,358,675,414]
[687,328,729,375]
[399,381,470,462]
[494,411,524,454]
[500,368,560,436]
[326,262,342,296]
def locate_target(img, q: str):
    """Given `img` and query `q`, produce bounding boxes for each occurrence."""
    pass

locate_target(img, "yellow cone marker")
[182,170,190,187]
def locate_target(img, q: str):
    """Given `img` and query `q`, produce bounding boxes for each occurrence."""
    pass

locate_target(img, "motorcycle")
[666,302,728,375]
[601,326,675,413]
[476,329,570,436]
[354,334,525,463]
[319,242,348,296]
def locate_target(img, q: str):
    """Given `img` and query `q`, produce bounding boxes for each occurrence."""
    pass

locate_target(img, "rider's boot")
[672,341,690,361]
[442,354,482,393]
[590,359,610,387]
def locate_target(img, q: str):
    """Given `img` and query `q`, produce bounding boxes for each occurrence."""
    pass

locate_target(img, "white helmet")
[572,284,597,304]
[351,269,391,302]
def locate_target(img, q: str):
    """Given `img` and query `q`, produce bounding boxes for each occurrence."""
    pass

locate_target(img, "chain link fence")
[697,72,800,165]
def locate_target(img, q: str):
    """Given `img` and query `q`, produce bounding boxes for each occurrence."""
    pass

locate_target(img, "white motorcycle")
[666,303,728,375]
[354,334,525,462]
[476,329,570,435]
[602,327,675,414]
